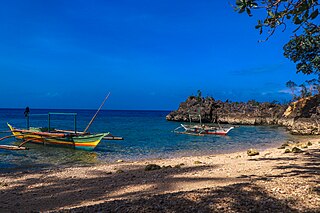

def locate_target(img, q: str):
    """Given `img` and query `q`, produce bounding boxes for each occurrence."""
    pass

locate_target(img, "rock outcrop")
[282,95,320,134]
[166,95,320,135]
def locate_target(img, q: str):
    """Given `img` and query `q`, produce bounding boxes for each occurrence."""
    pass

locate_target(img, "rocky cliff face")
[166,95,320,135]
[282,95,320,134]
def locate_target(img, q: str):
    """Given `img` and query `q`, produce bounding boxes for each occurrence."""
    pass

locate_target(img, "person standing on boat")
[24,107,30,117]
[24,107,30,129]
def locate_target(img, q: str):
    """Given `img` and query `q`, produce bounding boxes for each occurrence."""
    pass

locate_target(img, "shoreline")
[108,131,318,163]
[0,124,297,172]
[0,136,319,212]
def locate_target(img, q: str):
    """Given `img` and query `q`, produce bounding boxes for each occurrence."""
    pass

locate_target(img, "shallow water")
[0,109,300,170]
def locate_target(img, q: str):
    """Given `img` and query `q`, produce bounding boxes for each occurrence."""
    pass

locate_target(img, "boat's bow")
[72,133,109,151]
[224,127,234,134]
[7,123,23,138]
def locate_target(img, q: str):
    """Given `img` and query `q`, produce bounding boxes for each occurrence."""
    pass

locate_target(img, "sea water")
[0,108,299,170]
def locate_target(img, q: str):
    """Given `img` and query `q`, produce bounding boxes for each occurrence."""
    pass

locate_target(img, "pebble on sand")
[145,164,161,171]
[247,148,259,156]
[284,149,291,153]
[193,161,202,164]
[292,147,303,153]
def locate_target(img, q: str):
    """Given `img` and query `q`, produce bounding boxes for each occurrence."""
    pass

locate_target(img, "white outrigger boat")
[174,124,234,136]
[173,111,234,136]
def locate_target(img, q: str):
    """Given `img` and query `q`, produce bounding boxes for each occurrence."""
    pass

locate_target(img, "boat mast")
[83,92,110,133]
[198,108,202,125]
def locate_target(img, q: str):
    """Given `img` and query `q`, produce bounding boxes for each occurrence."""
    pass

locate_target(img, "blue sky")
[0,0,314,110]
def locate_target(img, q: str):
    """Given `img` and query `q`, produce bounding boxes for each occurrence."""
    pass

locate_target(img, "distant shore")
[0,136,319,212]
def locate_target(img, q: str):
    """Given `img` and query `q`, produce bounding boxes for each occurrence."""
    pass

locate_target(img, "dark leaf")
[239,7,245,13]
[310,9,319,19]
[267,10,274,17]
[294,17,302,24]
[235,0,243,6]
[246,8,252,16]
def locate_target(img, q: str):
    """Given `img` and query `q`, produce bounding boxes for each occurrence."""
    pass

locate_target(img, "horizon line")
[0,107,174,111]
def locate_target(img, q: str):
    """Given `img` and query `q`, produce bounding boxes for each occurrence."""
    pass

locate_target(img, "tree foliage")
[285,78,320,99]
[234,0,319,39]
[197,90,202,103]
[283,23,320,75]
[234,0,320,77]
[286,80,298,99]
[306,78,318,93]
[299,83,309,97]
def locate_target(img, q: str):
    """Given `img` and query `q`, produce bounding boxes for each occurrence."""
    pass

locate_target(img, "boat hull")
[8,123,107,151]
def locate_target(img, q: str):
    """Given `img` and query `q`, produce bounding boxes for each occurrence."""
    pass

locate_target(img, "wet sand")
[0,137,319,212]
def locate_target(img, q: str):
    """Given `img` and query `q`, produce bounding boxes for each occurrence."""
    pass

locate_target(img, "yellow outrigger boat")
[7,123,107,151]
[7,111,109,151]
[2,94,122,151]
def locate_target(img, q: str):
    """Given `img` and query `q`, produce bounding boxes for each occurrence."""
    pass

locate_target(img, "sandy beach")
[0,137,319,212]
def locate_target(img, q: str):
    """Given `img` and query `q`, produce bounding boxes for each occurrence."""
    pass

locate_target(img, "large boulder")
[283,95,320,118]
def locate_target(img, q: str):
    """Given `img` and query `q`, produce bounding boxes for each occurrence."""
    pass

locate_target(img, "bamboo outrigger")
[0,145,28,150]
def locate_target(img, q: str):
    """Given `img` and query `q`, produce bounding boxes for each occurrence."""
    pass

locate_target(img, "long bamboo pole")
[0,130,11,133]
[0,145,28,150]
[18,138,34,147]
[0,135,16,142]
[83,92,111,133]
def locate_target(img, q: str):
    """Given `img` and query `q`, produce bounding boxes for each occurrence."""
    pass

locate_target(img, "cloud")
[45,92,59,97]
[278,88,293,94]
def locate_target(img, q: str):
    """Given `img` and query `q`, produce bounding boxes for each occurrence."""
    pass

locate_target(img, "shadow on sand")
[0,148,319,212]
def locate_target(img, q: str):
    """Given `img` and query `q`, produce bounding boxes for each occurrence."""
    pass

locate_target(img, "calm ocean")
[0,108,298,170]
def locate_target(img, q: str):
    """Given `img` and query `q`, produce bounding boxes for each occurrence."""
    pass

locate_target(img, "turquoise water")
[0,109,297,170]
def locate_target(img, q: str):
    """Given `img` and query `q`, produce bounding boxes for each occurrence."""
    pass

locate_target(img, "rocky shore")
[0,138,319,212]
[166,95,320,135]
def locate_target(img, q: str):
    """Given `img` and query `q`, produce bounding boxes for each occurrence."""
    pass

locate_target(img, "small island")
[166,92,320,135]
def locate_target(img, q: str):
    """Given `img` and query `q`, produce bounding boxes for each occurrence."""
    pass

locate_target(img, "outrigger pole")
[0,134,29,150]
[83,92,111,133]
